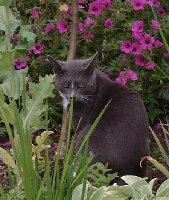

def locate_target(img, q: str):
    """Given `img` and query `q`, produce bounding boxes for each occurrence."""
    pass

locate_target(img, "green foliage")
[88,162,118,187]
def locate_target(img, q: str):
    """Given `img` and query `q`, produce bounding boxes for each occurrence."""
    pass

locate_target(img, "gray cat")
[48,53,150,185]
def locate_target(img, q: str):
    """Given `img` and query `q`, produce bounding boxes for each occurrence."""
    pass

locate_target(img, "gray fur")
[48,54,150,184]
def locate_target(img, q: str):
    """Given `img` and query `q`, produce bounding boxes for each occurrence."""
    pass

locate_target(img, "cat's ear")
[83,52,98,76]
[47,56,64,75]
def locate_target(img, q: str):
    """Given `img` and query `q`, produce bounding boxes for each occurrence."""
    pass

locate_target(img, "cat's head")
[48,53,97,104]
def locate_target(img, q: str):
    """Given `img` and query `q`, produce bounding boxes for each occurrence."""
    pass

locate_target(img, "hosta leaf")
[0,7,20,35]
[71,182,89,200]
[156,179,169,197]
[107,185,133,197]
[89,186,106,200]
[23,75,54,130]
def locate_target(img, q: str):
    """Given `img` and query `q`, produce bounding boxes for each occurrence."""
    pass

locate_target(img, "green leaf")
[16,25,36,49]
[89,186,106,200]
[22,75,54,130]
[0,50,15,78]
[157,179,169,197]
[0,7,20,35]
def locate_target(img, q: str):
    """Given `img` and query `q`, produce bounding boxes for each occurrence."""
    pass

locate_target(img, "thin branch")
[67,0,79,60]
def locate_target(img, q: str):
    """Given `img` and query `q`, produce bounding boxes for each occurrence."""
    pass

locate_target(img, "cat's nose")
[70,96,76,100]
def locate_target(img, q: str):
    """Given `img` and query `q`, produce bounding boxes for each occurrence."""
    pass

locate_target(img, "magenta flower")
[33,43,43,55]
[88,1,102,17]
[85,30,95,41]
[151,20,160,30]
[145,61,155,70]
[126,70,138,81]
[85,17,95,26]
[120,40,133,54]
[115,76,127,85]
[31,9,40,17]
[163,53,169,58]
[147,0,160,7]
[57,20,68,34]
[15,58,27,70]
[132,32,143,40]
[97,0,112,10]
[131,43,141,55]
[157,8,166,17]
[78,22,85,32]
[45,22,55,33]
[115,70,138,85]
[79,0,85,4]
[135,55,145,67]
[140,33,155,51]
[3,141,11,148]
[131,0,146,11]
[132,20,144,33]
[104,18,113,28]
[155,40,163,48]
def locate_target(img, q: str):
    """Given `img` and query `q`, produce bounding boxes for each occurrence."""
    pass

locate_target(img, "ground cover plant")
[0,0,169,199]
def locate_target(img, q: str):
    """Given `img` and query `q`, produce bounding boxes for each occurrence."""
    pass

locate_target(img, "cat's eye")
[63,82,69,88]
[78,83,84,88]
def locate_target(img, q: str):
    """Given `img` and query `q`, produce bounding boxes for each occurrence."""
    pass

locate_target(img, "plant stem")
[67,0,78,60]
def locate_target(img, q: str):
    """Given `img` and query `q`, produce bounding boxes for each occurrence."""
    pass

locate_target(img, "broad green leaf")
[22,75,54,130]
[89,186,106,200]
[0,50,15,78]
[157,179,169,197]
[121,175,147,185]
[107,185,133,197]
[16,25,36,49]
[71,183,89,200]
[2,68,28,99]
[0,7,20,35]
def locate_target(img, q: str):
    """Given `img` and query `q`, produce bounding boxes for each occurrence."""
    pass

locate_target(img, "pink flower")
[163,53,169,58]
[31,9,40,17]
[78,22,85,32]
[15,58,27,70]
[106,71,113,77]
[145,61,155,69]
[104,18,113,28]
[135,55,145,67]
[157,8,166,17]
[57,20,68,34]
[45,22,55,33]
[97,0,112,10]
[147,0,160,7]
[155,40,163,48]
[120,40,133,54]
[3,141,11,148]
[33,43,43,55]
[115,70,138,85]
[115,76,127,85]
[126,70,138,81]
[88,1,102,17]
[132,32,143,40]
[131,43,141,55]
[85,17,95,26]
[131,0,146,11]
[79,0,85,4]
[85,30,95,41]
[151,20,160,30]
[132,20,144,33]
[140,33,155,51]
